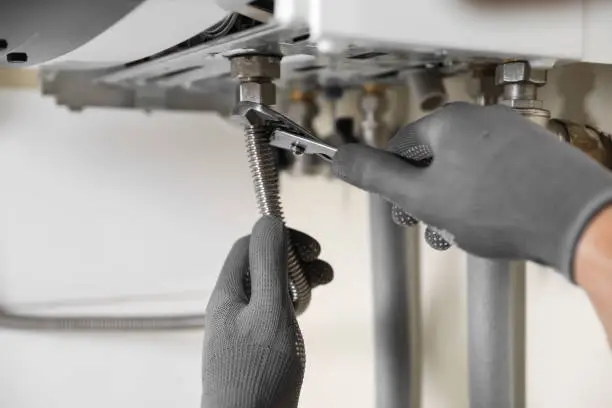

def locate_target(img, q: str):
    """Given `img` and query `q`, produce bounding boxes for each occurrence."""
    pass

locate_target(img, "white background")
[0,63,611,407]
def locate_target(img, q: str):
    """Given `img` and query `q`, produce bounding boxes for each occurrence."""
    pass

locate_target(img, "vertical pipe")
[467,66,527,408]
[467,257,526,408]
[363,86,421,408]
[369,196,415,408]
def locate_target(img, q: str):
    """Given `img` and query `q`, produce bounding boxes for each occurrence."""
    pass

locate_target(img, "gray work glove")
[202,216,333,408]
[332,102,612,281]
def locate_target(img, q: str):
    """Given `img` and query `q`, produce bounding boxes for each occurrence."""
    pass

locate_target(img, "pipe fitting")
[230,54,281,80]
[407,68,448,112]
[496,60,549,125]
[548,119,611,169]
[495,61,547,87]
[239,82,277,105]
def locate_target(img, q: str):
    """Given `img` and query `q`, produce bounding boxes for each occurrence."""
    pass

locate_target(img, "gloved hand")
[202,216,332,408]
[332,102,612,281]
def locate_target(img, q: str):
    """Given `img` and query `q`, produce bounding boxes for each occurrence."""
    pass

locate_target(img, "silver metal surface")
[363,87,421,408]
[234,100,313,135]
[239,81,277,104]
[497,61,547,111]
[271,129,336,162]
[230,54,281,79]
[369,196,416,408]
[504,83,537,101]
[468,257,526,408]
[495,61,547,86]
[40,68,236,115]
[94,18,465,90]
[467,65,528,408]
[231,54,281,105]
[0,309,205,332]
[232,55,312,317]
[406,68,448,112]
[234,100,337,162]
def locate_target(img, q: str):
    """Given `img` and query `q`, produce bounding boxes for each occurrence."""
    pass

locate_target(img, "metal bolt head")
[495,61,547,86]
[239,82,277,105]
[290,143,306,156]
[230,55,281,80]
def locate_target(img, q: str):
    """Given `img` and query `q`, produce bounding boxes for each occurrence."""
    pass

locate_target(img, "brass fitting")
[548,119,612,169]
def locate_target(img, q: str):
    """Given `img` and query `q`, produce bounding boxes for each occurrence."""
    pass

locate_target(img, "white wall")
[0,64,611,408]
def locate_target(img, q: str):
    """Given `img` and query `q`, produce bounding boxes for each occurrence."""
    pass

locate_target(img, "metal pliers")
[233,101,338,162]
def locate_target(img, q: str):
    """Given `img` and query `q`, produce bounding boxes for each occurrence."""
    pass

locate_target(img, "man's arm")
[576,206,612,345]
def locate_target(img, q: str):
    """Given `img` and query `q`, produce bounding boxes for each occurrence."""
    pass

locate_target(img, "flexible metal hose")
[0,309,205,331]
[245,125,311,315]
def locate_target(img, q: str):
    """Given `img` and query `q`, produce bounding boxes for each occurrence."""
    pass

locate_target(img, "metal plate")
[95,22,467,90]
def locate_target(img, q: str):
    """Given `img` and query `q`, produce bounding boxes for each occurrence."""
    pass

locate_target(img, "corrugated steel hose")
[0,308,206,331]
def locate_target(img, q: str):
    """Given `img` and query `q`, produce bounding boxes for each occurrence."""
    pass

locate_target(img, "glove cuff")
[560,187,612,283]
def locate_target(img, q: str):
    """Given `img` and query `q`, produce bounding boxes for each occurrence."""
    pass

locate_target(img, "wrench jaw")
[231,103,268,127]
[234,100,338,162]
[270,130,336,162]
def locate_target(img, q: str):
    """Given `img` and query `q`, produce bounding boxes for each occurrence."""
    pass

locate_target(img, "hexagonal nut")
[239,82,277,105]
[495,61,547,86]
[230,55,281,80]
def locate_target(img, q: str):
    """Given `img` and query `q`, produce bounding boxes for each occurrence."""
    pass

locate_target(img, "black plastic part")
[7,52,28,64]
[249,0,274,13]
[370,70,400,80]
[294,65,325,72]
[0,40,7,51]
[0,0,145,67]
[348,52,387,60]
[291,33,311,43]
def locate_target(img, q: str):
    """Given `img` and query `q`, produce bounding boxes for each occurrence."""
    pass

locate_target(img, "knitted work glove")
[333,102,612,281]
[202,216,332,408]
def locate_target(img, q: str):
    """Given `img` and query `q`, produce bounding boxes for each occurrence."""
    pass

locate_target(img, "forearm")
[575,206,612,347]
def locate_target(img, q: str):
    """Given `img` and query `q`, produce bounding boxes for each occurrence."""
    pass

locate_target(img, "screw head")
[290,143,306,156]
